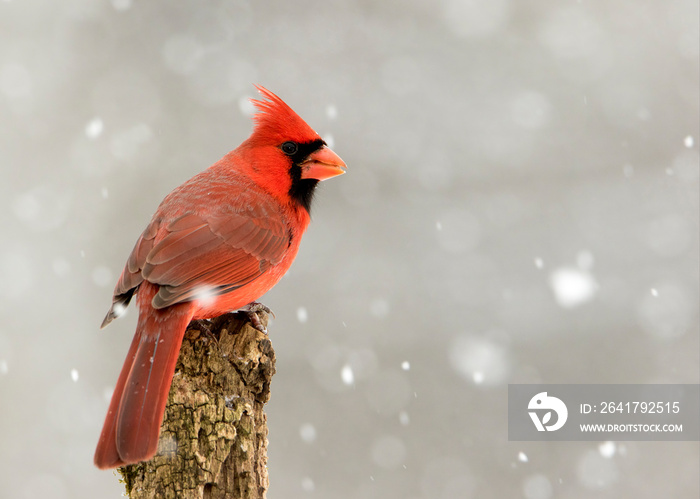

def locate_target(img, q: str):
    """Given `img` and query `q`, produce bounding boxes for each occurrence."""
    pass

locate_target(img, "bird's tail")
[94,283,194,469]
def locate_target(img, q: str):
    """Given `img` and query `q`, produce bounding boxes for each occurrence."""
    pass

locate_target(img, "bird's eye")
[281,141,298,155]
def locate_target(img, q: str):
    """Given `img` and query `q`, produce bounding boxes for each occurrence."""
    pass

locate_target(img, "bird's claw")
[237,302,274,334]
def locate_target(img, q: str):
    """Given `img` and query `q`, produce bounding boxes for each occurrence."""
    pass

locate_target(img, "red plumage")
[94,86,345,469]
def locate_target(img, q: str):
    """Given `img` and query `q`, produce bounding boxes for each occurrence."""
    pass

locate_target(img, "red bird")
[94,86,346,469]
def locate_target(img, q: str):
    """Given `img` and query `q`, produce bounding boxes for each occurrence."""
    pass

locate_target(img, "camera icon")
[528,392,568,431]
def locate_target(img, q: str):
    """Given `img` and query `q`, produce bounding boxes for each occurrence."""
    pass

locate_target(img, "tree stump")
[118,312,276,499]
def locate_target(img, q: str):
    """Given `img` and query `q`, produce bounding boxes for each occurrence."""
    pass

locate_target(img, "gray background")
[1,1,698,498]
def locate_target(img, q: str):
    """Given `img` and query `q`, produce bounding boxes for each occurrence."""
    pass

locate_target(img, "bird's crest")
[249,85,320,144]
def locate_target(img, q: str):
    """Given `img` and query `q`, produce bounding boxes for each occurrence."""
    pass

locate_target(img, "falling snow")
[575,250,594,270]
[85,118,104,139]
[369,297,390,318]
[52,258,70,277]
[340,364,354,386]
[0,63,32,99]
[12,186,71,232]
[449,335,510,386]
[91,266,113,287]
[0,250,34,299]
[2,2,697,498]
[193,286,216,308]
[325,104,338,120]
[637,283,692,340]
[577,450,619,489]
[323,132,335,149]
[102,387,114,402]
[110,123,154,161]
[111,302,127,319]
[598,441,616,459]
[299,423,317,443]
[111,0,132,11]
[549,267,598,308]
[301,477,315,492]
[523,473,553,499]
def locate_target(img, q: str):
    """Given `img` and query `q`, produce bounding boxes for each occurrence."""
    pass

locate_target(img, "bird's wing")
[109,195,290,312]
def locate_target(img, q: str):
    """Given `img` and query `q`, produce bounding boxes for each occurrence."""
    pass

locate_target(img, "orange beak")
[300,145,347,181]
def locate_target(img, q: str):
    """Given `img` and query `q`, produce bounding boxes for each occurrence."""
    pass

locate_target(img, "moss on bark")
[119,312,275,499]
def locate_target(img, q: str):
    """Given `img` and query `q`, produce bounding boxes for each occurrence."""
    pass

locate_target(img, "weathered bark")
[119,312,275,499]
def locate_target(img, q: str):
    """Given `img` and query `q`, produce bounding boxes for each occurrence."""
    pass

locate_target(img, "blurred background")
[1,1,698,497]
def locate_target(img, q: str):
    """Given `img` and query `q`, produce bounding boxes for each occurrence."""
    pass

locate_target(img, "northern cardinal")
[94,86,346,469]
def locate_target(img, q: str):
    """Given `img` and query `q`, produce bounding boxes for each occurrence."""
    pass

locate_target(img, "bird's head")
[239,86,346,213]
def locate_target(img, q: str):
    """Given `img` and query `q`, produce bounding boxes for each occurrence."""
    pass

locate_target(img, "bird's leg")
[200,319,221,345]
[187,318,220,345]
[237,302,275,334]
